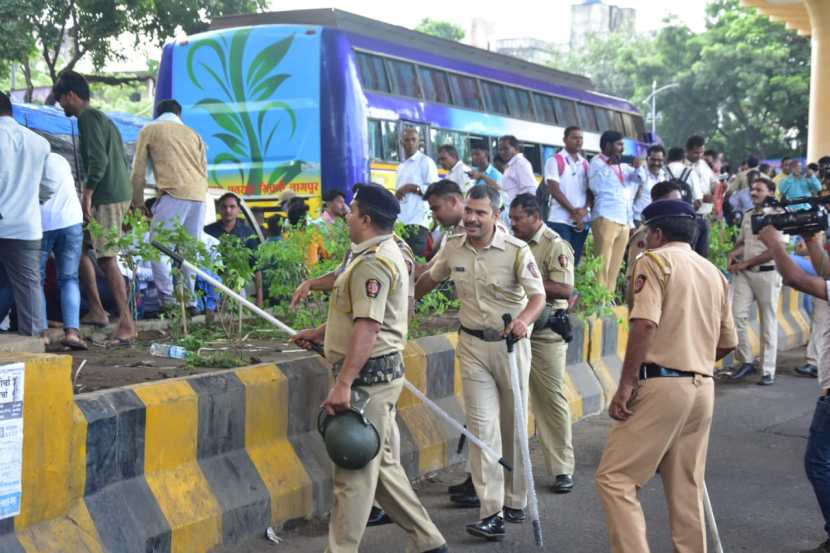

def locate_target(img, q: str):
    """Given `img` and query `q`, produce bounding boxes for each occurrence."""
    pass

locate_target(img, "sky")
[91,0,711,74]
[265,0,710,43]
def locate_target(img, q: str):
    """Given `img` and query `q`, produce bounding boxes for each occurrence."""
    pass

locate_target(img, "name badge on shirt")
[453,267,465,272]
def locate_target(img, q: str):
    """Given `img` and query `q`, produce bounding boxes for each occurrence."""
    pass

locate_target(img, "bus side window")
[430,128,468,164]
[522,143,542,175]
[368,119,383,160]
[356,52,391,93]
[577,104,599,132]
[481,81,509,115]
[382,120,400,162]
[554,98,579,128]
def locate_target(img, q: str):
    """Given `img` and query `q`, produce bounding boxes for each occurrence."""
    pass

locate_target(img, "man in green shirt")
[53,71,135,343]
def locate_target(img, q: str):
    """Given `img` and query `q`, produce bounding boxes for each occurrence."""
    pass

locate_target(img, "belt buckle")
[482,328,503,342]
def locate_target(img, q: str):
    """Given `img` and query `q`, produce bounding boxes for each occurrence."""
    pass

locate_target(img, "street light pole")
[644,81,680,140]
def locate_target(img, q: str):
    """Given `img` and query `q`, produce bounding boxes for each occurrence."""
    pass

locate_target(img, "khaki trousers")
[596,375,714,553]
[530,333,574,476]
[327,379,445,553]
[733,270,782,376]
[592,217,630,292]
[458,332,531,519]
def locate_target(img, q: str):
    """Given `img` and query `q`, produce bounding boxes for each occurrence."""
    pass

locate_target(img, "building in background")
[570,0,635,49]
[493,38,558,65]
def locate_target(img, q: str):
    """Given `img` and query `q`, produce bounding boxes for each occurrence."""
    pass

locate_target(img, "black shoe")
[502,506,526,523]
[367,506,392,527]
[422,545,448,553]
[447,475,474,495]
[465,514,505,541]
[800,539,830,553]
[757,374,775,386]
[552,474,574,493]
[797,364,819,378]
[449,491,480,508]
[732,362,758,380]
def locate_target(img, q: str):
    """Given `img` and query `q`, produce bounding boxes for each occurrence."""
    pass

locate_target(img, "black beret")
[353,183,400,219]
[642,199,696,225]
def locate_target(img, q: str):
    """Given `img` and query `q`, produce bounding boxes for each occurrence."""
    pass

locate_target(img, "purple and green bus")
[156,9,649,214]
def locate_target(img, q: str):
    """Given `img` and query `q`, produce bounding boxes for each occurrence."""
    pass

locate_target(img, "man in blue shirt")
[468,147,503,189]
[780,160,822,209]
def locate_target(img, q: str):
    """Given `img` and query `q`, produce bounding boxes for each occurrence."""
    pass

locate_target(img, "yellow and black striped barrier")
[0,288,812,551]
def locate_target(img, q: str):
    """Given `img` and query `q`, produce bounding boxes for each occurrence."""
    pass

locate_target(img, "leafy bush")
[574,234,615,318]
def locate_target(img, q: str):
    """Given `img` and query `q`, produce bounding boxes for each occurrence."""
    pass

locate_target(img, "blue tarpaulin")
[11,102,149,143]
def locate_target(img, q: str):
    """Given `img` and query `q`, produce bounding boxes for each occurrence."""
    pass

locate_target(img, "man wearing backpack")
[666,147,710,257]
[543,126,591,266]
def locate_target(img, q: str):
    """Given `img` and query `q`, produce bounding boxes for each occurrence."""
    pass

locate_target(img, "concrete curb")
[0,287,811,551]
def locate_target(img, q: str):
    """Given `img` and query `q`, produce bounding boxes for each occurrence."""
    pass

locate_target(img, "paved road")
[216,349,825,553]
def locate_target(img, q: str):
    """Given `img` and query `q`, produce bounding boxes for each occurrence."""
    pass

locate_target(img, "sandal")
[61,337,89,351]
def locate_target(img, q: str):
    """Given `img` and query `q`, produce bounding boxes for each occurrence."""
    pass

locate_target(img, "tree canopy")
[0,0,266,98]
[550,0,811,163]
[414,18,465,42]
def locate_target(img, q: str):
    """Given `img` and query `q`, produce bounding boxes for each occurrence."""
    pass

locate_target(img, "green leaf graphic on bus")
[186,29,298,192]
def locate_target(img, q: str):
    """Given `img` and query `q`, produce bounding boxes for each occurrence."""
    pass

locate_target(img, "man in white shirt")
[40,153,86,350]
[667,146,711,257]
[588,130,640,292]
[544,126,591,265]
[633,145,667,225]
[0,92,58,336]
[395,127,438,256]
[498,135,538,207]
[437,144,472,193]
[686,135,715,214]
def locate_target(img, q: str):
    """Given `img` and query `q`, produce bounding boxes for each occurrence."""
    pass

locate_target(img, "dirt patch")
[51,313,460,394]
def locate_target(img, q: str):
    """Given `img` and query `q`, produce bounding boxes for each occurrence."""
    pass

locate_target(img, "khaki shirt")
[728,168,754,194]
[630,242,738,376]
[740,208,787,263]
[525,224,573,311]
[130,121,208,204]
[324,234,409,365]
[428,224,545,330]
[393,234,416,300]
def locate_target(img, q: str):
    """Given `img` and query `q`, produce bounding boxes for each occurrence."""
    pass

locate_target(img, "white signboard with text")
[0,363,24,519]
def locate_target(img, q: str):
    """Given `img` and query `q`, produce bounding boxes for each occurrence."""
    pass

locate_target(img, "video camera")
[750,195,830,235]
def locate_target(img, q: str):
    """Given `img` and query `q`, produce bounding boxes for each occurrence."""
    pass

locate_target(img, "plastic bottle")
[149,343,188,359]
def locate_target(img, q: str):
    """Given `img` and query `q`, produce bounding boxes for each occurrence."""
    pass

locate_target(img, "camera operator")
[758,224,830,553]
[728,176,786,385]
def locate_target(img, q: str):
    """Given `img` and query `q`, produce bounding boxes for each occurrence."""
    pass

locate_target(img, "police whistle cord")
[149,241,512,472]
[503,314,544,548]
[703,483,725,553]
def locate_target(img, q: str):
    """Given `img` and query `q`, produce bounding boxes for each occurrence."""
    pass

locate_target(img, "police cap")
[353,183,400,219]
[642,199,696,226]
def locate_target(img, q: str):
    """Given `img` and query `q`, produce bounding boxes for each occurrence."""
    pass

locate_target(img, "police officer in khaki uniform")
[596,200,737,553]
[291,219,417,528]
[292,184,447,553]
[415,185,545,541]
[625,181,683,308]
[509,193,577,493]
[728,176,786,385]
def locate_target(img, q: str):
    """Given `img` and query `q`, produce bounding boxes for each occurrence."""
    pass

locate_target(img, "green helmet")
[317,389,380,470]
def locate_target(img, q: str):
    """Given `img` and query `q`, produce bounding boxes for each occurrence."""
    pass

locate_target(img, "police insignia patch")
[528,262,539,278]
[366,279,381,298]
[634,274,647,294]
[558,255,568,268]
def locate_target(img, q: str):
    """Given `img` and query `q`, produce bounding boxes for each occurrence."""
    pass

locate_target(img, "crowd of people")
[285,125,830,553]
[6,68,830,552]
[0,72,274,348]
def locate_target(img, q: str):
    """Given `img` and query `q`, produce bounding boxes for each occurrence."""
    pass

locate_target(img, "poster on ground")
[0,363,24,519]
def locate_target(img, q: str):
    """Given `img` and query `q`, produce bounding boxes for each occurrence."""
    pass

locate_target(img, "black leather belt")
[459,325,504,342]
[753,265,776,272]
[333,352,403,386]
[639,363,703,380]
